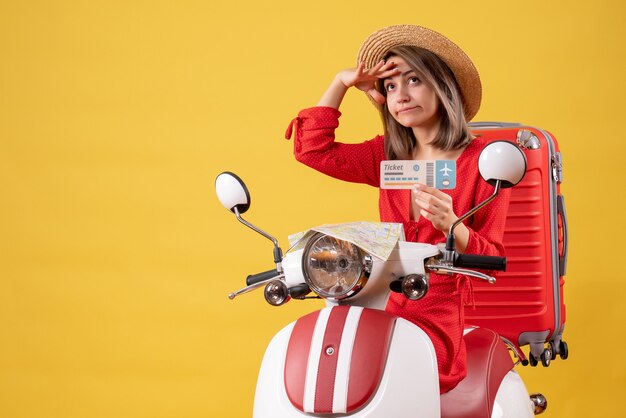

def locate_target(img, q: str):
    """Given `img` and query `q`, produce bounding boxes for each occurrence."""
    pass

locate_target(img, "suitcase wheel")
[549,339,569,360]
[549,341,558,360]
[528,348,553,367]
[559,340,569,360]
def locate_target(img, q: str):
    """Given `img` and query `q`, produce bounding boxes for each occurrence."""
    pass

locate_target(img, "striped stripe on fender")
[332,307,363,413]
[313,306,351,413]
[284,309,320,411]
[284,306,396,414]
[347,308,397,409]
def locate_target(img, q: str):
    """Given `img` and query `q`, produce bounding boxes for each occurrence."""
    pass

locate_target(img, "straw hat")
[356,24,482,121]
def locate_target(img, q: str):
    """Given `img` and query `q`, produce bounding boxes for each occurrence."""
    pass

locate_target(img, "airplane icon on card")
[440,163,453,176]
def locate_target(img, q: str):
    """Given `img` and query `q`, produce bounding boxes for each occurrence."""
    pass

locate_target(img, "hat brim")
[356,25,482,121]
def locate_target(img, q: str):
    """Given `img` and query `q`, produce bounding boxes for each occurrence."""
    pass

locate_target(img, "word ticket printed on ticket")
[380,160,456,189]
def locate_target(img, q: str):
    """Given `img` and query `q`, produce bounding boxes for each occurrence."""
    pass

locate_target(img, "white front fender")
[253,316,440,418]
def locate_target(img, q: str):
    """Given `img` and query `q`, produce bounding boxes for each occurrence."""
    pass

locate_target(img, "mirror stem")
[445,180,502,258]
[234,206,283,272]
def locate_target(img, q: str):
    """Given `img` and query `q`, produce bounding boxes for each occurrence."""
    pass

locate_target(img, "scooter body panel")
[492,371,535,418]
[253,315,441,418]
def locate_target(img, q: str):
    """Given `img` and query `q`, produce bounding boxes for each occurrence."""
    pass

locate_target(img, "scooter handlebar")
[246,269,280,286]
[453,253,507,271]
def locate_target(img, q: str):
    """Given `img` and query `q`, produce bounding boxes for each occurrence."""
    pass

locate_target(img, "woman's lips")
[398,106,418,114]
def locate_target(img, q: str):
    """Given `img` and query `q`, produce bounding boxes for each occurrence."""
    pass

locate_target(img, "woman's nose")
[395,87,409,102]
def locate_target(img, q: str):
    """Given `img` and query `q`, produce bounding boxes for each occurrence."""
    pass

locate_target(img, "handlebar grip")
[288,284,311,299]
[454,254,507,271]
[246,269,279,286]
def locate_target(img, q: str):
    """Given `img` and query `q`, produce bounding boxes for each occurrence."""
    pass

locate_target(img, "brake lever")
[426,264,496,284]
[228,274,285,300]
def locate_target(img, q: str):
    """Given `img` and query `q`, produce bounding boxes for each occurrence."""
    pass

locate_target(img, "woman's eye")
[409,77,421,84]
[385,83,395,92]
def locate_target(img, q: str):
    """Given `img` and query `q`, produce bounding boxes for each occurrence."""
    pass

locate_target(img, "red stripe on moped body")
[347,308,396,409]
[284,309,320,411]
[314,306,350,413]
[284,307,396,413]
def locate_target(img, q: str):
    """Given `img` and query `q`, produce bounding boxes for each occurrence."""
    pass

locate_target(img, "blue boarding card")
[380,160,456,190]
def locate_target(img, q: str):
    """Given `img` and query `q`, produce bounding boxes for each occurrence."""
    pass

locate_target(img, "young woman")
[284,25,510,393]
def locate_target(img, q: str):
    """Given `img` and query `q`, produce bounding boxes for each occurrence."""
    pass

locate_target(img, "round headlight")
[302,233,372,300]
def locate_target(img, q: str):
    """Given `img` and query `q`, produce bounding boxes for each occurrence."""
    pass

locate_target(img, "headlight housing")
[302,233,372,300]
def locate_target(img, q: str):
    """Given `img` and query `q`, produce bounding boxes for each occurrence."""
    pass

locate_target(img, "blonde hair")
[380,46,473,160]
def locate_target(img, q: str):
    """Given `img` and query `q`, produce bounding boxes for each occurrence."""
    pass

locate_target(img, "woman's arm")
[285,61,398,187]
[317,61,397,109]
[287,107,383,187]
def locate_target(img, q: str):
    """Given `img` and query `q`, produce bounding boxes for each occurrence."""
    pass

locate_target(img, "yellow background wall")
[1,0,624,416]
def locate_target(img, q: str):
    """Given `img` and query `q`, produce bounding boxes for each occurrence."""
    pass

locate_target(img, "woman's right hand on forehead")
[336,60,399,105]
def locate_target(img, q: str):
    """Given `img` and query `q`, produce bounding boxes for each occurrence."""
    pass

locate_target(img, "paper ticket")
[380,160,456,189]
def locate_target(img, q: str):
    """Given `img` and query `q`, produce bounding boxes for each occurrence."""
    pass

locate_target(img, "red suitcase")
[465,122,569,367]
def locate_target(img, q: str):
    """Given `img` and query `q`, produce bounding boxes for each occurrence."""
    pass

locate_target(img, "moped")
[215,141,547,417]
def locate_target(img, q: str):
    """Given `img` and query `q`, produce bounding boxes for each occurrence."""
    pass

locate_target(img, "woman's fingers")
[414,184,444,204]
[372,60,399,78]
[352,60,400,96]
[414,191,443,214]
[379,59,396,70]
[368,88,386,105]
[420,209,436,222]
[379,67,400,78]
[355,61,369,76]
[413,185,456,232]
[380,60,398,71]
[415,183,449,200]
[361,60,398,77]
[366,59,388,74]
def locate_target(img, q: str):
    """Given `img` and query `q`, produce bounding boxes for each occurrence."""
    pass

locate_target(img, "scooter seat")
[440,327,514,418]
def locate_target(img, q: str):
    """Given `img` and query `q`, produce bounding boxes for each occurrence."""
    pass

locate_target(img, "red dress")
[285,106,510,393]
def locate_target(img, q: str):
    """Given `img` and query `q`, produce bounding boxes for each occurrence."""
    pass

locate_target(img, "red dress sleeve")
[285,106,384,187]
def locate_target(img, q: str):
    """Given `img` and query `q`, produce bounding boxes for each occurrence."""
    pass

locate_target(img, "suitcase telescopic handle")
[468,121,522,129]
[453,253,507,271]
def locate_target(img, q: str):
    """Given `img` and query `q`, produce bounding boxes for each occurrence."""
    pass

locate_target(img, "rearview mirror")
[478,141,527,188]
[445,141,527,255]
[215,172,250,214]
[215,171,283,273]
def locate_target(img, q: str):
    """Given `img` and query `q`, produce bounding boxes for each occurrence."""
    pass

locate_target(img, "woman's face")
[383,56,440,130]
